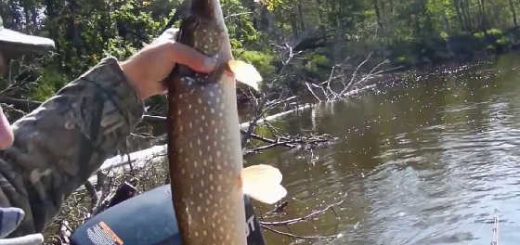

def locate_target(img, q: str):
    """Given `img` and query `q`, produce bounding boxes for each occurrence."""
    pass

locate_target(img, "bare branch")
[225,12,253,19]
[262,225,333,240]
[325,65,339,100]
[341,52,373,95]
[261,198,345,226]
[0,96,41,111]
[305,82,322,102]
[241,96,268,147]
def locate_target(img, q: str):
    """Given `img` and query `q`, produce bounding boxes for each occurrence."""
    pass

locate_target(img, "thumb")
[170,42,218,74]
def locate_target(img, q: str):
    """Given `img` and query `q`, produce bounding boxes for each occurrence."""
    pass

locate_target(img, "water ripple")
[262,63,520,245]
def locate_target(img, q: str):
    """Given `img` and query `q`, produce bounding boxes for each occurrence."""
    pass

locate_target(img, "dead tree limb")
[244,141,295,155]
[262,225,333,240]
[0,96,41,111]
[241,96,268,147]
[225,12,253,19]
[305,52,392,102]
[241,130,277,144]
[305,82,323,102]
[341,52,373,95]
[260,198,345,226]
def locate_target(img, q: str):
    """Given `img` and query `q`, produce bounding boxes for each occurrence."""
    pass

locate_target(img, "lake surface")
[248,55,520,245]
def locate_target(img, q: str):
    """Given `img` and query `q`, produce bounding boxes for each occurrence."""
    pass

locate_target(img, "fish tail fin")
[242,164,287,204]
[227,60,262,91]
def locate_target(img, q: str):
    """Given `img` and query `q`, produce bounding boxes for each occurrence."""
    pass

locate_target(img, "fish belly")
[168,72,247,245]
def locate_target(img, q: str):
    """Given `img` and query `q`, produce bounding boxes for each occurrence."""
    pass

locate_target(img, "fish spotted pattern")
[170,79,244,244]
[167,0,247,243]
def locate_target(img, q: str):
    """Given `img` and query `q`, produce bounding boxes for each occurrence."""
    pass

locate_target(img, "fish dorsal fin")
[242,164,287,204]
[228,60,262,91]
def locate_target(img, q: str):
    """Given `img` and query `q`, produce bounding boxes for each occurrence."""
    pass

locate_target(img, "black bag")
[71,185,266,245]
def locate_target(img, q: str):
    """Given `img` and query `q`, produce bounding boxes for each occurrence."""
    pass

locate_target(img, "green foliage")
[236,50,276,77]
[3,0,520,102]
[304,54,331,77]
[31,67,68,101]
[1,0,172,100]
[263,0,286,12]
[222,0,263,48]
[104,36,139,60]
[488,28,504,37]
[473,32,486,40]
[440,31,449,41]
[496,36,511,46]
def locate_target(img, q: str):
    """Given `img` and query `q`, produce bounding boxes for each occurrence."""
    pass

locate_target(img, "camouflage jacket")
[0,58,144,236]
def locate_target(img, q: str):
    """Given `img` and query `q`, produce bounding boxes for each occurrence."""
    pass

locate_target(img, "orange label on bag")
[99,222,124,245]
[86,221,124,245]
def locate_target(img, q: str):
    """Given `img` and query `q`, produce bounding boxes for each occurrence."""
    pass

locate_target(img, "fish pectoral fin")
[242,164,283,184]
[242,164,287,204]
[246,185,287,205]
[227,60,262,91]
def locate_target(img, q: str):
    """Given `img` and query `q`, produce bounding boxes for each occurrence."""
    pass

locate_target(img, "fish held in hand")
[167,0,285,244]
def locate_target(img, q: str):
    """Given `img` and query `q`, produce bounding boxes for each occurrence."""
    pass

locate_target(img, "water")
[249,55,520,245]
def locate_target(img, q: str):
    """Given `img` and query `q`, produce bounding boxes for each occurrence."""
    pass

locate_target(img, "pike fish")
[167,0,286,244]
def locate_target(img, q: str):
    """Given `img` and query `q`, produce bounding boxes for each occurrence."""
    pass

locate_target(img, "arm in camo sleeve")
[0,57,144,236]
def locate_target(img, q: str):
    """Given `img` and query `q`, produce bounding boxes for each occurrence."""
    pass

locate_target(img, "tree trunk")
[373,0,383,31]
[509,0,518,27]
[461,0,473,31]
[477,0,487,31]
[31,6,38,31]
[297,0,305,33]
[453,0,467,31]
[443,12,451,32]
[24,7,30,32]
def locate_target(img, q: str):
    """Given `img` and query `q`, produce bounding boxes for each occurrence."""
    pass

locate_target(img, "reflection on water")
[248,55,520,244]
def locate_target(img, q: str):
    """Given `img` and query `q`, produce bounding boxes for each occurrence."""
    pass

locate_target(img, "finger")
[170,42,217,74]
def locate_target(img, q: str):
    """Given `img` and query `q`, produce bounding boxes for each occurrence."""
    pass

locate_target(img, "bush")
[236,50,276,78]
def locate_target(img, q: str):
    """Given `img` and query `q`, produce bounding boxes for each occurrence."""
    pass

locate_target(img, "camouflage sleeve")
[0,57,144,235]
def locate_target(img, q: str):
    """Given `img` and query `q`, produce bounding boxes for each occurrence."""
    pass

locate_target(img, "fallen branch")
[258,196,345,242]
[305,52,392,102]
[241,95,268,147]
[305,82,322,102]
[261,225,333,240]
[244,141,295,155]
[342,52,373,94]
[142,116,334,155]
[260,198,345,226]
[242,130,277,144]
[244,137,331,156]
[0,96,41,111]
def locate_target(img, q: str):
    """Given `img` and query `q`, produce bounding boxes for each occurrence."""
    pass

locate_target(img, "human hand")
[0,106,14,150]
[0,52,14,150]
[120,28,217,101]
